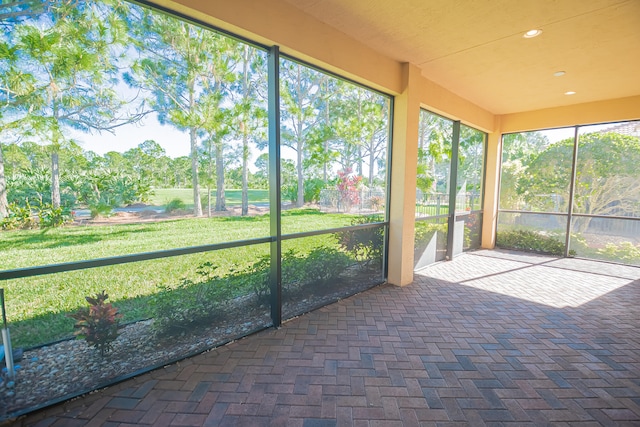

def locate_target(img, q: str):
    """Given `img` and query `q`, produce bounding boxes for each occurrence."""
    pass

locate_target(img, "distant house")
[601,122,640,137]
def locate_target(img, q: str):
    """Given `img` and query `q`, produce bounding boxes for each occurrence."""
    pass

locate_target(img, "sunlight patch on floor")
[417,251,639,308]
[458,265,632,308]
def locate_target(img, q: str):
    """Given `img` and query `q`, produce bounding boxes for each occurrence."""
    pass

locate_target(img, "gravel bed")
[0,278,381,419]
[0,313,270,419]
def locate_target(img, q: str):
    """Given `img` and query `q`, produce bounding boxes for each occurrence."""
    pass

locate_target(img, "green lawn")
[151,188,269,207]
[415,204,449,216]
[1,210,359,348]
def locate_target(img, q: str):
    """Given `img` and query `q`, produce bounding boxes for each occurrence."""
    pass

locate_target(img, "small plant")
[165,198,186,213]
[69,291,122,356]
[88,201,113,219]
[37,203,73,228]
[242,255,271,305]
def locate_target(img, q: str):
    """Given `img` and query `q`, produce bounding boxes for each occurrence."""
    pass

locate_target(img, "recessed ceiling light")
[553,71,566,77]
[523,29,542,38]
[565,91,576,95]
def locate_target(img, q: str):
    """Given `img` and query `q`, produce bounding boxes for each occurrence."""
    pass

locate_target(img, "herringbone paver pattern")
[13,250,640,426]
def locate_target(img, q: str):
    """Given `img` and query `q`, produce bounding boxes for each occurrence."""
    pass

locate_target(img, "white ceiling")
[282,0,640,114]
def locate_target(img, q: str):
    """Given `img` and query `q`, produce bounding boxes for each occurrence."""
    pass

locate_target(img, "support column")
[481,130,502,248]
[268,45,282,327]
[387,63,421,286]
[446,121,460,260]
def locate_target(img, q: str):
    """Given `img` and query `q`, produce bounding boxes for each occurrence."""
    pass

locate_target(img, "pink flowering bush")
[336,169,362,212]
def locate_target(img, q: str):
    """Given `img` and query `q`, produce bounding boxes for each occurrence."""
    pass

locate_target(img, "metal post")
[564,126,580,257]
[478,133,489,244]
[446,121,461,260]
[383,98,394,280]
[268,46,282,327]
[1,289,14,380]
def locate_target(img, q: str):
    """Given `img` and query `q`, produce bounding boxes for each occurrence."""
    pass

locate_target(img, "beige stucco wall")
[481,130,502,249]
[387,64,421,286]
[500,96,640,133]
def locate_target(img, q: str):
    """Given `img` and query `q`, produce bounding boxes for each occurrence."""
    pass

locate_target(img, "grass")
[415,204,449,216]
[151,188,269,207]
[1,209,361,348]
[1,216,271,268]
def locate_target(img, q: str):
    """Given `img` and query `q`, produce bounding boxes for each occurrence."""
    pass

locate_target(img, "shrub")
[1,202,72,230]
[336,215,384,267]
[247,247,352,305]
[152,246,355,335]
[597,241,640,263]
[37,203,73,228]
[151,262,241,335]
[414,221,446,243]
[336,169,362,212]
[368,195,384,212]
[496,229,573,256]
[280,180,328,206]
[241,255,271,305]
[282,185,297,204]
[304,178,326,204]
[6,167,74,208]
[165,198,186,213]
[78,171,151,208]
[463,213,481,249]
[88,201,113,219]
[296,246,351,287]
[69,291,122,357]
[414,221,447,250]
[1,202,37,230]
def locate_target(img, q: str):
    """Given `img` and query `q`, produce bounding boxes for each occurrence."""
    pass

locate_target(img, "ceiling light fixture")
[523,29,542,38]
[553,71,566,77]
[565,91,576,95]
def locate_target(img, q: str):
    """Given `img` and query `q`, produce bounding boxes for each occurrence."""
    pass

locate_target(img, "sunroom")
[0,0,639,422]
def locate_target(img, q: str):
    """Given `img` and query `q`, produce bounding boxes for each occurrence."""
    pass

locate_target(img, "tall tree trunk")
[50,105,62,210]
[430,158,437,193]
[215,141,226,211]
[51,151,60,209]
[295,66,304,208]
[241,47,251,216]
[323,141,328,183]
[0,145,8,218]
[368,137,375,187]
[207,152,213,218]
[188,74,202,217]
[242,130,249,216]
[357,94,363,177]
[190,127,202,217]
[296,139,304,208]
[323,95,330,183]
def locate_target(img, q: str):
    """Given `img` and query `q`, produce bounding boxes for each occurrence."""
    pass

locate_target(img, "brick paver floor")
[11,250,640,426]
